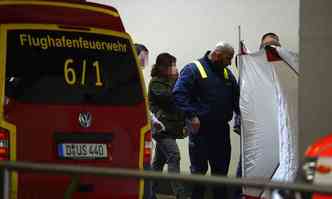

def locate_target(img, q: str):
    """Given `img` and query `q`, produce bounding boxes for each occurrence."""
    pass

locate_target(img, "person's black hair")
[151,53,176,77]
[261,32,278,41]
[134,43,149,55]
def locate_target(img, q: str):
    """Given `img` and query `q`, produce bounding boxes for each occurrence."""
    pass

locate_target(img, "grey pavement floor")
[156,194,176,199]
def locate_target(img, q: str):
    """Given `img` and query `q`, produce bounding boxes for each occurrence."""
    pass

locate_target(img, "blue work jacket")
[172,51,240,122]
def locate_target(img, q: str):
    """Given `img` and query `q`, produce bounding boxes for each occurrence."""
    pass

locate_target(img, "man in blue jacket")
[173,42,240,199]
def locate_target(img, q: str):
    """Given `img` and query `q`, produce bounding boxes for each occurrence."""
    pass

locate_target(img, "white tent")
[239,46,299,198]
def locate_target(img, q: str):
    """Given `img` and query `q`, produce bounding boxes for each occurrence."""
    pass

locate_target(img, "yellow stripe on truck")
[0,23,18,199]
[139,124,150,199]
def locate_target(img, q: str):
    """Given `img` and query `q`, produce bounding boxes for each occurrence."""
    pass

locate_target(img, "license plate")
[58,143,108,160]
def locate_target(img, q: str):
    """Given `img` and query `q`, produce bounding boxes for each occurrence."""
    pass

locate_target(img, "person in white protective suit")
[259,32,281,49]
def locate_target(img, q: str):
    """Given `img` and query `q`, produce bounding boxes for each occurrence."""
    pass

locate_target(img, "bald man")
[173,42,240,199]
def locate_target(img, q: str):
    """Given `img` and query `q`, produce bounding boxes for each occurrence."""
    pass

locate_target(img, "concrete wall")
[299,0,332,160]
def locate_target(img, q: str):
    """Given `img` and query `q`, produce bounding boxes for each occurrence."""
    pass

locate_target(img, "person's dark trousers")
[189,120,231,199]
[149,137,186,199]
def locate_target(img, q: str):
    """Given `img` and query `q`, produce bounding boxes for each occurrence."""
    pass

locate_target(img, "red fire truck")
[0,0,151,198]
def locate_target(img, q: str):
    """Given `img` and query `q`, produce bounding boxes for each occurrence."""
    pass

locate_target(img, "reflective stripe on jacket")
[173,51,240,122]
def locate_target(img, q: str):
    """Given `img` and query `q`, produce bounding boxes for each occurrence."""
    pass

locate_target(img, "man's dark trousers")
[189,120,231,199]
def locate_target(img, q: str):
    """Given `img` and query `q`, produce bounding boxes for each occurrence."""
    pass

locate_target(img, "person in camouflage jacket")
[148,53,186,199]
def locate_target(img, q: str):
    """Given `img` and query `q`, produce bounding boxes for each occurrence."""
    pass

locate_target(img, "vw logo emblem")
[78,112,92,128]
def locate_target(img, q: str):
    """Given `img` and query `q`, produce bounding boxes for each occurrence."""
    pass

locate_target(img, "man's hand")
[233,114,241,135]
[190,116,200,134]
[233,125,241,135]
[153,122,164,132]
[151,113,166,132]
